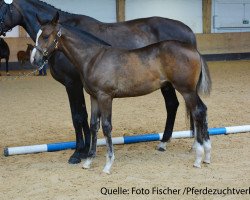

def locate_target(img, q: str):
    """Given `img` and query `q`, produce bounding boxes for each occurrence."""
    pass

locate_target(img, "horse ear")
[36,14,43,25]
[52,12,60,25]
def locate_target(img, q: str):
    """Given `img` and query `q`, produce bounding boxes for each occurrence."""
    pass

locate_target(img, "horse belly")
[114,74,163,98]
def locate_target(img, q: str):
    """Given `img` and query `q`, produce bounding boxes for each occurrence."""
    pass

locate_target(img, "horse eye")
[43,35,49,40]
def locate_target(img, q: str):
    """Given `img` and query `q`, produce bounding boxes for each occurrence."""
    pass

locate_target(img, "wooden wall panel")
[116,0,125,22]
[3,32,250,62]
[196,32,250,54]
[202,0,212,34]
[4,38,34,62]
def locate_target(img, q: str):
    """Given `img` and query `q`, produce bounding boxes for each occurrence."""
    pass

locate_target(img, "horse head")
[0,0,22,36]
[30,12,61,68]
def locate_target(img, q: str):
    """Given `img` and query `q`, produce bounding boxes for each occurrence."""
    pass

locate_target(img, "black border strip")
[203,52,250,61]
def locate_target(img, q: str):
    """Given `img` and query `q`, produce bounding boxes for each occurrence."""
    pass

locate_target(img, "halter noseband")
[0,2,13,36]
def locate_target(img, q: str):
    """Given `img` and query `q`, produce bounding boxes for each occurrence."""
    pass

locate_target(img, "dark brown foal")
[32,13,212,174]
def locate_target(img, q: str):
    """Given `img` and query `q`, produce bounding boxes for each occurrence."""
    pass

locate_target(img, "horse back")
[76,16,196,50]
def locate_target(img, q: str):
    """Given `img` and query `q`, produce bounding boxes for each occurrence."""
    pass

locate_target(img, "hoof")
[82,158,93,169]
[156,142,167,152]
[193,163,201,168]
[68,156,81,164]
[203,160,211,164]
[157,147,166,152]
[82,163,91,169]
[103,168,111,174]
[6,72,10,76]
[68,150,88,164]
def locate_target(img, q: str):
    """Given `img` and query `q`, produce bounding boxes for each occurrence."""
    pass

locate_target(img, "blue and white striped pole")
[4,125,250,156]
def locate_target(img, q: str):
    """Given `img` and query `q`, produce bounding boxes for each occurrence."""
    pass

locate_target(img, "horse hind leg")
[97,95,114,174]
[157,83,179,151]
[189,114,197,152]
[183,92,211,168]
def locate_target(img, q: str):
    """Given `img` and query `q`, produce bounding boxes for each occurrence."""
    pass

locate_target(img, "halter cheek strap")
[35,28,62,59]
[55,28,62,49]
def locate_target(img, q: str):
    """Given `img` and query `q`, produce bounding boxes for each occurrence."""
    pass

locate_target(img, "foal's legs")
[83,94,114,174]
[183,92,211,168]
[83,97,100,169]
[157,83,179,151]
[98,95,114,174]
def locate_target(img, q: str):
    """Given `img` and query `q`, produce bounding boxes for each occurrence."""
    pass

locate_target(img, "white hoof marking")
[82,158,93,169]
[194,141,204,168]
[157,142,167,151]
[203,140,212,164]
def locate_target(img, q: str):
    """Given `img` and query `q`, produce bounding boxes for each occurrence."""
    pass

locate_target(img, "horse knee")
[102,121,112,135]
[81,105,88,118]
[72,114,84,129]
[166,100,179,112]
[192,104,206,122]
[192,103,208,144]
[90,120,100,133]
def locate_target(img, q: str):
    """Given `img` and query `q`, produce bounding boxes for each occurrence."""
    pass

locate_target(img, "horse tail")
[197,54,212,96]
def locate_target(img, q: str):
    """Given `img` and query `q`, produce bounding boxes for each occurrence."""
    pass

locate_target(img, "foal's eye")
[43,35,49,40]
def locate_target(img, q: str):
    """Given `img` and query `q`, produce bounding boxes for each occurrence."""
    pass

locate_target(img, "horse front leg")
[157,83,179,151]
[66,84,91,164]
[83,97,100,169]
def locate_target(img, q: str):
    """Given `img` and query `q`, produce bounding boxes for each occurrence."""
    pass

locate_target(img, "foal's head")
[30,12,61,68]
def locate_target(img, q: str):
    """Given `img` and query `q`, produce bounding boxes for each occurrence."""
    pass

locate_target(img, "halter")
[0,1,13,36]
[34,29,62,70]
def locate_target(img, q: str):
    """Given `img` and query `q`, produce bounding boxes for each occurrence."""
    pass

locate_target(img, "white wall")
[4,26,19,38]
[43,0,117,22]
[125,0,203,33]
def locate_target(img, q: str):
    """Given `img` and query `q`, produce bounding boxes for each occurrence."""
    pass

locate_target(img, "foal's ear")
[51,12,60,25]
[36,14,43,25]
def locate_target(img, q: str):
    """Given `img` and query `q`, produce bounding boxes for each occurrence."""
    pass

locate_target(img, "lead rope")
[0,60,48,81]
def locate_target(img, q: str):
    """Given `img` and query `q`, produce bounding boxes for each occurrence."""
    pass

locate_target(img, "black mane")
[39,0,76,16]
[62,24,111,47]
[38,0,99,22]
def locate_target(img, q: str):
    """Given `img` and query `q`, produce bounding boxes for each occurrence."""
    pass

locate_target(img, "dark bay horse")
[0,0,200,164]
[0,37,10,75]
[32,13,212,174]
[17,44,33,65]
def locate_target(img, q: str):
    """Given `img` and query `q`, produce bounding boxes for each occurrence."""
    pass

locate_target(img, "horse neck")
[13,0,100,41]
[26,46,31,54]
[58,27,104,70]
[12,0,51,40]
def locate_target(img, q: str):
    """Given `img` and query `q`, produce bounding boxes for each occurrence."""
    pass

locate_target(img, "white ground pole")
[4,125,250,156]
